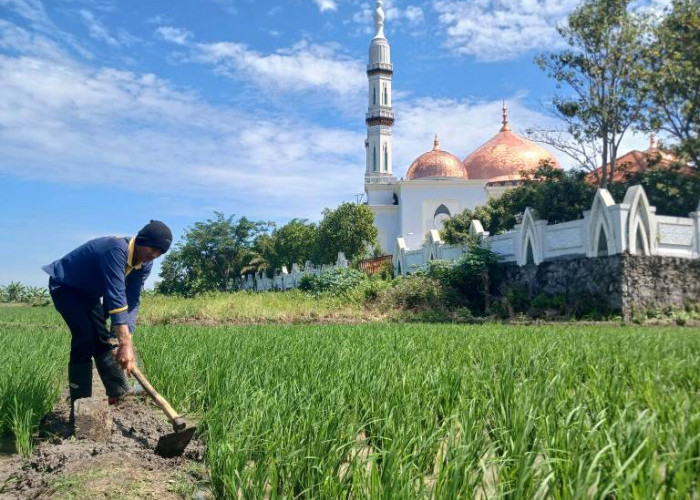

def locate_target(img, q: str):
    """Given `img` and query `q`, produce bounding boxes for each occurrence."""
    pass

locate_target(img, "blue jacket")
[43,237,152,333]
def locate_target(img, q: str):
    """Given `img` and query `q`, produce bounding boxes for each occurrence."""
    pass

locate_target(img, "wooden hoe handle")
[131,366,187,432]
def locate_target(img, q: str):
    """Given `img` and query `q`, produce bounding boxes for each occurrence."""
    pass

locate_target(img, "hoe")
[131,367,196,458]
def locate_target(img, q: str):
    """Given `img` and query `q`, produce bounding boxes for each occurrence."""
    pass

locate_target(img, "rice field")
[1,305,699,498]
[0,307,66,456]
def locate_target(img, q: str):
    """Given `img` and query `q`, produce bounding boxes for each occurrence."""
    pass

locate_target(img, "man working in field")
[42,221,172,415]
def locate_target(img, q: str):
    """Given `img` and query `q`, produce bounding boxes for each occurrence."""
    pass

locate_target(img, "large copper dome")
[463,105,560,180]
[406,136,468,180]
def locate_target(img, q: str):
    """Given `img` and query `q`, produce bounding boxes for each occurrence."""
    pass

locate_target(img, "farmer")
[42,220,172,413]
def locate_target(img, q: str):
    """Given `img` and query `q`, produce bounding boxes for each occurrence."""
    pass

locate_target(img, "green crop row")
[0,325,67,456]
[136,324,700,500]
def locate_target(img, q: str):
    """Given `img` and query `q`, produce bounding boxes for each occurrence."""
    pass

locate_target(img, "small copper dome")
[406,135,468,180]
[463,104,560,180]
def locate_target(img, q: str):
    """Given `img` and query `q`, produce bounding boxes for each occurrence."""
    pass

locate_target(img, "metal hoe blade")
[154,426,196,458]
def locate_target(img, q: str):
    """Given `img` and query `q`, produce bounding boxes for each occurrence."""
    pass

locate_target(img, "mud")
[0,370,210,500]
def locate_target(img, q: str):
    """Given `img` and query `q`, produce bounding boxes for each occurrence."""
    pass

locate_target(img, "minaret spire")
[500,101,510,132]
[374,0,385,39]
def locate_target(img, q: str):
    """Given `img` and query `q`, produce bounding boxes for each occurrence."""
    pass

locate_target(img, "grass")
[138,291,376,325]
[1,306,699,498]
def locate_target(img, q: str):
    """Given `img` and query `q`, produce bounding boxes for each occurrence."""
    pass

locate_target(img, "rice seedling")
[0,325,67,456]
[135,323,700,499]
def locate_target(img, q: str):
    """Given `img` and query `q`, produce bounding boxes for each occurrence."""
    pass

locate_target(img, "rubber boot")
[95,350,130,402]
[68,361,93,422]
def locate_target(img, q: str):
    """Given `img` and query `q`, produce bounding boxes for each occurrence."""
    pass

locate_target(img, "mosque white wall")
[370,205,400,255]
[397,180,489,249]
[393,186,700,275]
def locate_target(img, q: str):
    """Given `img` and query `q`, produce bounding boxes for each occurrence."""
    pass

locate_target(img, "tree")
[157,213,270,296]
[315,202,377,264]
[442,163,596,243]
[526,126,603,180]
[264,219,319,273]
[641,0,700,167]
[609,161,700,216]
[537,0,648,188]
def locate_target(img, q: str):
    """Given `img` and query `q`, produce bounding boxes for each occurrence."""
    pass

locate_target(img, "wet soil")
[0,370,211,500]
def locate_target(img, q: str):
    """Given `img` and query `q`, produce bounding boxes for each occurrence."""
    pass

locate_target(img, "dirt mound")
[0,374,210,500]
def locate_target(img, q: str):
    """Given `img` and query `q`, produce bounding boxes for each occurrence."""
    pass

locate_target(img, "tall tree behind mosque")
[640,0,700,168]
[536,0,647,189]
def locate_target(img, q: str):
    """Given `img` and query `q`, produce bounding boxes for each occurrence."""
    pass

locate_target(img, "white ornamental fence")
[241,253,349,292]
[393,186,700,275]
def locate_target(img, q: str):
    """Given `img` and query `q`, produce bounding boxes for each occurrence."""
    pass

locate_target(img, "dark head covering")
[135,220,172,253]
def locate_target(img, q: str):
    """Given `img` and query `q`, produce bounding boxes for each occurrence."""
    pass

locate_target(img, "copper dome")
[463,105,560,180]
[406,135,468,180]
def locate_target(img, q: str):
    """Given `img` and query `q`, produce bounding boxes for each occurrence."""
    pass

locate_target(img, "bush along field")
[136,323,700,500]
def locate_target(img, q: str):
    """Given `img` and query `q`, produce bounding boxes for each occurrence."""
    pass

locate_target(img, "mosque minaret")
[365,0,394,180]
[362,1,560,255]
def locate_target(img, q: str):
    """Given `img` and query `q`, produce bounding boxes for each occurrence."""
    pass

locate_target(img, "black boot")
[94,350,130,400]
[68,361,93,422]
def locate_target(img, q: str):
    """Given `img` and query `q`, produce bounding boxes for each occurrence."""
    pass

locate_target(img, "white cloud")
[0,49,365,220]
[313,0,338,12]
[433,0,674,63]
[155,26,192,45]
[433,0,579,62]
[79,9,137,47]
[157,29,366,97]
[0,0,52,28]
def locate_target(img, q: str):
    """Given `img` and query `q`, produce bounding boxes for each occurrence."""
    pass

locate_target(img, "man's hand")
[112,324,135,375]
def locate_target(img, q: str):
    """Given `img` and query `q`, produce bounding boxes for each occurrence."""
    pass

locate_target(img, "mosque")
[363,0,560,254]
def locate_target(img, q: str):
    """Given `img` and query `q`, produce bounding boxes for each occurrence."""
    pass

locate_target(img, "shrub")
[377,275,446,312]
[298,267,367,297]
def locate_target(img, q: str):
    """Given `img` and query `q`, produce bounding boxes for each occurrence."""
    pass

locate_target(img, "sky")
[0,0,667,287]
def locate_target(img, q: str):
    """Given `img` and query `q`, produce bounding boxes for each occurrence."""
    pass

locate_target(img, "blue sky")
[0,0,663,286]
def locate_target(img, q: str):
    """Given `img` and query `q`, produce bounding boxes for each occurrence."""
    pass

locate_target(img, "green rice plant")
[2,304,699,498]
[0,323,67,456]
[134,323,700,499]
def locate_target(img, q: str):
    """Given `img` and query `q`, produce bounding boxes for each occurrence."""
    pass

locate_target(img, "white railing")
[393,185,700,275]
[241,253,349,292]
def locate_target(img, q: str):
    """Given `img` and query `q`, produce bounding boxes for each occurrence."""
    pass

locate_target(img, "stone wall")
[622,255,700,317]
[496,254,700,318]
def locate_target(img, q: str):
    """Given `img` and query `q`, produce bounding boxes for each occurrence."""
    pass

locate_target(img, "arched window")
[526,240,534,265]
[383,84,388,105]
[383,144,388,172]
[372,146,377,172]
[433,204,451,229]
[373,87,376,105]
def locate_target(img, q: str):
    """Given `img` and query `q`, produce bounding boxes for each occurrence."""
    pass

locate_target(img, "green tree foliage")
[609,161,700,216]
[537,0,647,188]
[157,213,270,296]
[641,0,700,167]
[442,164,596,242]
[315,202,378,264]
[0,282,50,305]
[251,219,319,276]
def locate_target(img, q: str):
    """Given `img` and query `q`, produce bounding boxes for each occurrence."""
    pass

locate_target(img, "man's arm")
[125,263,152,333]
[99,244,135,374]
